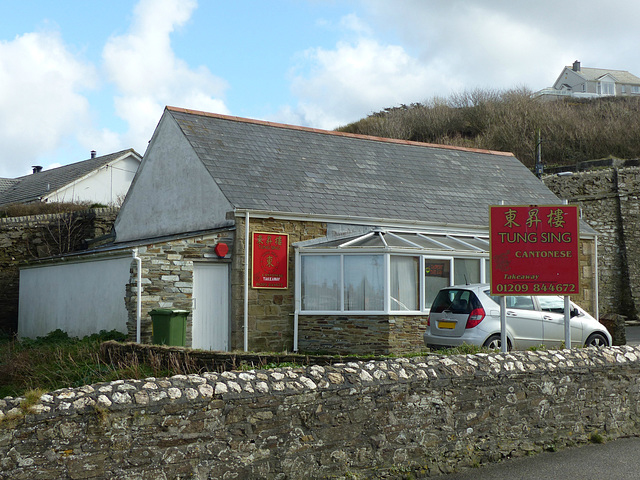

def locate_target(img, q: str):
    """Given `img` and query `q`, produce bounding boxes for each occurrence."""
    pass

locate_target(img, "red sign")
[490,205,580,295]
[252,232,289,289]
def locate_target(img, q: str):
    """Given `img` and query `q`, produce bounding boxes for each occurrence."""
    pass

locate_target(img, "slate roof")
[0,178,19,195]
[167,107,562,228]
[574,66,640,85]
[0,149,139,206]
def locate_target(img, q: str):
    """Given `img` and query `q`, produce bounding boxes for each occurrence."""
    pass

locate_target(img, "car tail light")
[465,308,485,328]
[426,315,430,327]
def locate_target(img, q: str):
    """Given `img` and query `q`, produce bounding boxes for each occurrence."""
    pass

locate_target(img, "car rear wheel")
[483,334,512,351]
[585,332,609,348]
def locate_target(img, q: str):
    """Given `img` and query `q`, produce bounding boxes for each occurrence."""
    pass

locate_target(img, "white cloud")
[101,0,229,155]
[281,14,461,129]
[0,31,97,176]
[281,0,640,131]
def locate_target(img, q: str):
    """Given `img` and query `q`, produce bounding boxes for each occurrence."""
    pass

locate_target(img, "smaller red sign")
[252,232,289,289]
[490,205,580,295]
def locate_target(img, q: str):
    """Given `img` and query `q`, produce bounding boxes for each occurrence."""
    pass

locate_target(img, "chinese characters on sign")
[489,205,580,295]
[252,232,289,289]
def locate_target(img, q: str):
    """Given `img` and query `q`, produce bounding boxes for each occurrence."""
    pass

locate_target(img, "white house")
[0,149,142,207]
[535,60,640,100]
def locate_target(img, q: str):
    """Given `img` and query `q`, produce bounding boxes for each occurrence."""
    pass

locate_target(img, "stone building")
[18,107,597,354]
[544,159,640,321]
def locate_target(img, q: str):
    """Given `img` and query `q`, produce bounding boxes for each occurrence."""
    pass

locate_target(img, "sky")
[1,0,640,177]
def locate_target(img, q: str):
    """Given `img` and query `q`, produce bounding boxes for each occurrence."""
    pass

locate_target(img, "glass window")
[431,288,481,314]
[344,255,384,311]
[600,82,614,95]
[390,256,419,311]
[301,255,339,311]
[454,258,481,284]
[505,296,535,310]
[425,259,451,309]
[538,296,565,314]
[485,259,491,284]
[632,86,640,94]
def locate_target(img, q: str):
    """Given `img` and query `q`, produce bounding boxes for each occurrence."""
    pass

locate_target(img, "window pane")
[301,255,339,311]
[425,259,451,309]
[454,258,480,284]
[390,256,418,311]
[538,296,565,314]
[505,296,535,310]
[344,255,384,311]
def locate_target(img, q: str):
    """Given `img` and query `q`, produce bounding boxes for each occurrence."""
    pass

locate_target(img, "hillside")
[337,88,640,169]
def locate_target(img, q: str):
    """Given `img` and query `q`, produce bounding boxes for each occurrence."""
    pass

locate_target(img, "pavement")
[432,436,640,480]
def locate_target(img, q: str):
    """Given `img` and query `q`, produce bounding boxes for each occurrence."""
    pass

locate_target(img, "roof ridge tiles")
[166,106,513,157]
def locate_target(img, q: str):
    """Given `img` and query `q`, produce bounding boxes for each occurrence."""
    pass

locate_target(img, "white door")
[192,263,229,351]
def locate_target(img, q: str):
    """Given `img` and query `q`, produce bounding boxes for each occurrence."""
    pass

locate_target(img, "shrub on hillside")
[338,88,640,168]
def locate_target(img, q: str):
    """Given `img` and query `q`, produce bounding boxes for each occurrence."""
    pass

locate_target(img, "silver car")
[424,283,612,351]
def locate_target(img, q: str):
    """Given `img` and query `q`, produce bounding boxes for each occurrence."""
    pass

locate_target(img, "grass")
[0,329,177,399]
[429,344,493,355]
[0,331,537,399]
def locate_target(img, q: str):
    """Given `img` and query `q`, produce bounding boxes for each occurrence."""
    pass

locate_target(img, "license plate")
[438,321,456,329]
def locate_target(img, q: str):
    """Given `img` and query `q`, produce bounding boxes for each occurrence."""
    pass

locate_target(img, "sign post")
[490,205,580,351]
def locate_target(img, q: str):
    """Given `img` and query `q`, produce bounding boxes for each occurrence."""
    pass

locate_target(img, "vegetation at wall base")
[0,330,178,399]
[337,88,640,168]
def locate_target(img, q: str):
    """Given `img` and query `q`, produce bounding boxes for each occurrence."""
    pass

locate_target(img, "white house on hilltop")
[534,60,640,101]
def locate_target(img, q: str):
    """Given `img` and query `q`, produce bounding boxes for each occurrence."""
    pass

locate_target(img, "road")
[625,325,640,345]
[432,436,640,480]
[432,326,640,480]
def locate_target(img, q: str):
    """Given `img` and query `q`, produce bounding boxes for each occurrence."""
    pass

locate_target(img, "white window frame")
[599,81,615,96]
[298,251,490,315]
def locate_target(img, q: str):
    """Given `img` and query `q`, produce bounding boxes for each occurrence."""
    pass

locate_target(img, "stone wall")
[544,166,640,319]
[231,216,327,352]
[2,346,640,479]
[298,314,428,355]
[0,208,118,334]
[124,230,233,345]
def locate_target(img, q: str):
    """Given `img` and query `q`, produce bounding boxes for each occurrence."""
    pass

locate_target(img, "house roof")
[0,178,19,195]
[166,106,562,228]
[0,149,140,206]
[571,66,640,85]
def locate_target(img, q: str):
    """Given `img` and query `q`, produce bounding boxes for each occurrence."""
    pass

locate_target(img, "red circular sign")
[214,243,229,258]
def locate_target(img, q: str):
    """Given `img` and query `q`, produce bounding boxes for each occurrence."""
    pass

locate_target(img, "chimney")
[572,60,581,72]
[32,166,43,174]
[91,150,97,159]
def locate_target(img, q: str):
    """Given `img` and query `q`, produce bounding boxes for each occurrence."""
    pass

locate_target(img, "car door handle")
[507,311,518,316]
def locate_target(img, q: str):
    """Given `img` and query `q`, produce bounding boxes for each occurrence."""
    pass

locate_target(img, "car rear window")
[431,289,481,314]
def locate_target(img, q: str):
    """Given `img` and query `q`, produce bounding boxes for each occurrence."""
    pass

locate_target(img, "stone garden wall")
[2,346,640,479]
[0,208,118,334]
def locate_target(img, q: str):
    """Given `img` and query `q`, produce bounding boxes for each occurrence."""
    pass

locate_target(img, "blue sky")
[2,0,640,177]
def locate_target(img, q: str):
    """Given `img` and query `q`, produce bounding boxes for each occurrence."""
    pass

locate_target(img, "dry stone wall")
[2,346,640,479]
[0,208,118,334]
[544,166,640,319]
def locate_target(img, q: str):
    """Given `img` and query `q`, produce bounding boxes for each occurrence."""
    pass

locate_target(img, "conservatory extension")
[293,228,491,354]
